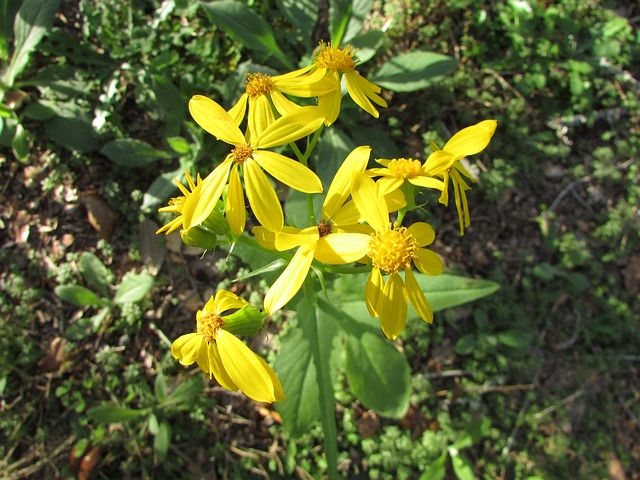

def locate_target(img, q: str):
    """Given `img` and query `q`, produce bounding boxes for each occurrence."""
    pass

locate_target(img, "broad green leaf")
[450,417,491,450]
[455,333,477,356]
[167,136,190,155]
[22,100,55,120]
[275,0,318,49]
[200,0,293,70]
[78,252,113,296]
[419,451,448,480]
[275,327,319,436]
[370,51,457,92]
[0,2,22,61]
[160,376,203,409]
[44,115,102,153]
[55,285,105,307]
[346,330,411,417]
[148,412,159,434]
[349,29,384,63]
[100,138,172,168]
[113,272,154,304]
[154,421,171,460]
[64,307,110,340]
[142,166,183,211]
[154,372,168,402]
[2,0,60,88]
[333,273,499,315]
[87,405,149,423]
[11,121,29,161]
[276,296,341,437]
[152,74,186,122]
[342,0,374,44]
[497,329,533,349]
[449,450,476,480]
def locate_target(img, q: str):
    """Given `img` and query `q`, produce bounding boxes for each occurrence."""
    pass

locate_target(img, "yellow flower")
[156,171,200,235]
[367,157,445,196]
[351,173,443,340]
[423,119,498,235]
[228,71,336,137]
[294,41,387,125]
[253,146,374,313]
[171,290,284,403]
[183,95,325,234]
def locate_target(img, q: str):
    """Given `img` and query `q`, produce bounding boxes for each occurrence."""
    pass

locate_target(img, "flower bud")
[180,226,218,250]
[223,306,266,336]
[203,208,229,236]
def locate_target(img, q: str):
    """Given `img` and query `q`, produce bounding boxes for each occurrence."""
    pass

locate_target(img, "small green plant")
[54,252,154,339]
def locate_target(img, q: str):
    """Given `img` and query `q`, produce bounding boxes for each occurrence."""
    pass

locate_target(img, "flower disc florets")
[317,220,332,237]
[232,144,254,164]
[368,223,419,274]
[245,73,274,98]
[388,158,423,179]
[197,311,224,342]
[314,41,357,73]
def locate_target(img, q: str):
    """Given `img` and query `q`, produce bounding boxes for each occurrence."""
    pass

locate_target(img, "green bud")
[180,226,218,250]
[223,306,266,336]
[203,208,229,236]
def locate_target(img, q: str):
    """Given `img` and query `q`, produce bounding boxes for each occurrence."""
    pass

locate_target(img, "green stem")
[290,127,324,226]
[302,281,339,480]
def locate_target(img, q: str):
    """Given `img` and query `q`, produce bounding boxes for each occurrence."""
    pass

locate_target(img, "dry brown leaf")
[357,410,381,439]
[12,210,31,244]
[605,451,627,480]
[139,219,166,275]
[37,337,66,373]
[80,192,119,240]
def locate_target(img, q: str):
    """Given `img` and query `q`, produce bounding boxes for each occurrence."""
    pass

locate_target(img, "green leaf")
[419,450,448,480]
[87,405,149,423]
[11,121,29,161]
[342,0,374,44]
[160,376,203,409]
[22,100,55,120]
[370,51,457,92]
[142,166,183,212]
[450,417,491,450]
[2,0,61,88]
[100,138,172,168]
[275,0,318,49]
[154,421,171,460]
[329,0,351,46]
[78,252,113,296]
[148,412,159,434]
[113,272,154,304]
[449,450,476,480]
[152,74,186,122]
[200,0,293,70]
[44,115,102,153]
[497,329,533,349]
[64,307,109,340]
[276,296,341,437]
[55,285,105,307]
[349,29,384,63]
[455,333,477,356]
[154,372,168,402]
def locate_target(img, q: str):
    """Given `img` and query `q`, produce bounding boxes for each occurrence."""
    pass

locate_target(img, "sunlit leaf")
[113,272,154,304]
[55,285,106,307]
[79,252,113,296]
[100,138,172,168]
[87,405,149,423]
[370,51,457,92]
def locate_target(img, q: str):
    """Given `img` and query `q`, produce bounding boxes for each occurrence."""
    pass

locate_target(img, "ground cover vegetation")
[0,0,638,478]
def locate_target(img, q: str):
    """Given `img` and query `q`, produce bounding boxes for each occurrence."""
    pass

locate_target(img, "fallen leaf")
[12,210,31,244]
[624,256,640,296]
[357,410,381,439]
[80,192,119,240]
[139,219,166,275]
[37,337,66,373]
[605,451,627,480]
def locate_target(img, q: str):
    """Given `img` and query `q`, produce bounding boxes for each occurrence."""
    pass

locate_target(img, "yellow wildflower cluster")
[158,42,497,401]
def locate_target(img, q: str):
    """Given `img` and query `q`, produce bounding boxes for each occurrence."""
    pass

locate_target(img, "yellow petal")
[216,330,281,402]
[189,95,245,145]
[365,268,383,318]
[351,172,388,232]
[255,355,285,401]
[322,146,371,219]
[264,243,315,314]
[378,273,407,340]
[406,222,435,247]
[253,225,279,249]
[423,150,455,176]
[376,176,403,196]
[214,289,248,314]
[344,72,386,118]
[182,158,232,229]
[408,176,445,191]
[270,90,300,116]
[253,150,322,193]
[253,106,324,149]
[207,341,239,390]
[404,268,433,324]
[228,93,248,126]
[248,95,276,139]
[273,226,318,251]
[314,233,370,264]
[414,248,444,275]
[243,160,284,232]
[226,164,246,235]
[172,333,203,366]
[442,119,497,160]
[318,88,342,126]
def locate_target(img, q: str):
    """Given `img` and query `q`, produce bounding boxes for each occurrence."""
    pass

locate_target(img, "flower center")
[197,311,224,342]
[313,41,357,73]
[368,223,418,274]
[317,220,332,237]
[387,158,423,179]
[245,73,274,98]
[232,144,254,164]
